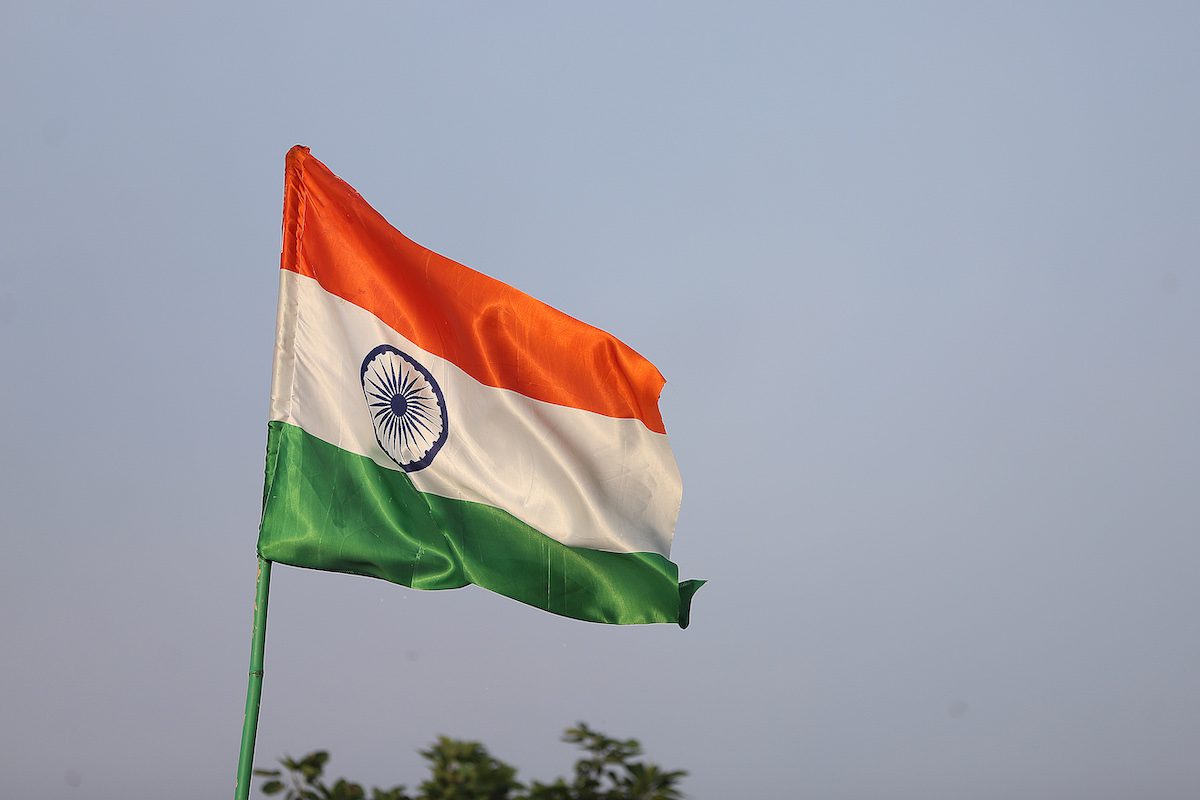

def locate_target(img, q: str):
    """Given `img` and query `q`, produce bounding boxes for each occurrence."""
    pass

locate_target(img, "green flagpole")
[234,557,273,800]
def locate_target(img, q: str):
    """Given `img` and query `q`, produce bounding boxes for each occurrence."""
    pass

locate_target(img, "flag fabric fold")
[259,146,701,626]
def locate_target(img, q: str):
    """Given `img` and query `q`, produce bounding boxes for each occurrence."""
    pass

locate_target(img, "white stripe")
[269,270,682,557]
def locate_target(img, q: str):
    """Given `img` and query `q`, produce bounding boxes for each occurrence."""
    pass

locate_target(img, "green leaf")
[260,722,685,800]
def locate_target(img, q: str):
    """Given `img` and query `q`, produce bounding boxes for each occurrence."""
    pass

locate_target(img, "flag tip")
[677,579,705,629]
[286,144,311,165]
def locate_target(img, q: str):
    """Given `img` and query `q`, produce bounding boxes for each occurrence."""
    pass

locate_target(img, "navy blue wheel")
[360,344,448,472]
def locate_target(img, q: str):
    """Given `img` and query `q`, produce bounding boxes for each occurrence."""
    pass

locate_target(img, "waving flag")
[258,146,702,626]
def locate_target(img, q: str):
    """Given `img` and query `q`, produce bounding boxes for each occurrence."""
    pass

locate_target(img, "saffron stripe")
[281,146,667,433]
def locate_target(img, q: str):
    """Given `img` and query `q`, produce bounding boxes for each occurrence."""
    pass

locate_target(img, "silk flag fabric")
[258,146,702,626]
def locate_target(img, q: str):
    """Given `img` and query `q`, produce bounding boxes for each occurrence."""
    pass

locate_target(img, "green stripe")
[258,421,702,627]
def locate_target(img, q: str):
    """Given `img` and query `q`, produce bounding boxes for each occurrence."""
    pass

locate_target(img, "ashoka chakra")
[360,344,448,472]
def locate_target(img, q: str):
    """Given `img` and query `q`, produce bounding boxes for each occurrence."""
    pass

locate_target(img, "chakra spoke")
[380,359,395,396]
[406,412,436,437]
[399,416,415,450]
[399,368,419,396]
[367,378,390,399]
[405,402,439,429]
[378,363,394,393]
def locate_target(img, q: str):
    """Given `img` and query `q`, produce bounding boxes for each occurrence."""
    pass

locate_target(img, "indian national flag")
[258,147,702,627]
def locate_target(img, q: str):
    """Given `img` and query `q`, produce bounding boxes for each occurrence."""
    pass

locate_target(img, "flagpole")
[234,557,273,800]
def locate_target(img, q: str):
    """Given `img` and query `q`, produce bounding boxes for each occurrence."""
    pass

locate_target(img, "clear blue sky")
[2,3,1198,798]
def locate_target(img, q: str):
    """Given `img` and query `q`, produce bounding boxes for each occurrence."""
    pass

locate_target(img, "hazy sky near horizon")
[2,3,1198,798]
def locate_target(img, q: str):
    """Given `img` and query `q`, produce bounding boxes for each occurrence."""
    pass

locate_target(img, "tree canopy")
[255,723,687,800]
